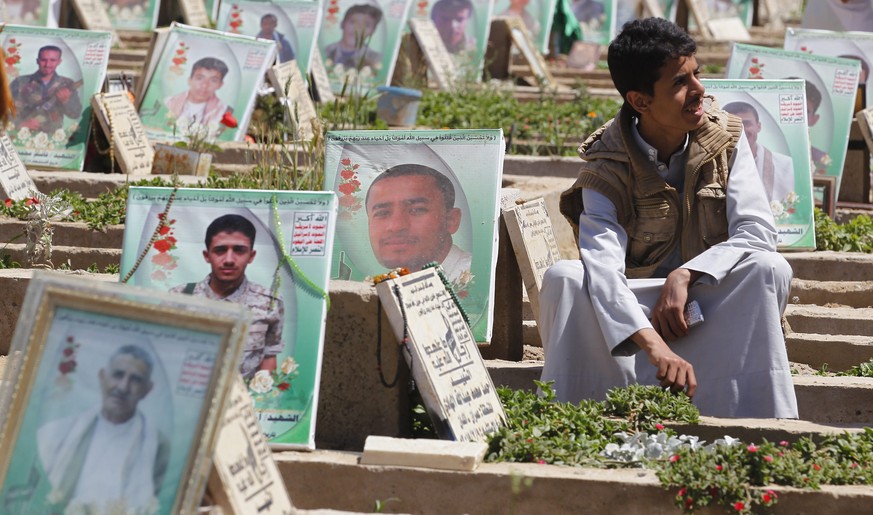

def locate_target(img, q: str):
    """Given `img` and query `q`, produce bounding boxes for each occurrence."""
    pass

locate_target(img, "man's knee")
[744,251,793,285]
[542,260,586,294]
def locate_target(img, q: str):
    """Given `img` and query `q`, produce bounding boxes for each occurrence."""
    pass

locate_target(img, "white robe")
[538,129,799,419]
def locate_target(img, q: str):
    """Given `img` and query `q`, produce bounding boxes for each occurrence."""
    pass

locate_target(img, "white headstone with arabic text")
[0,135,37,201]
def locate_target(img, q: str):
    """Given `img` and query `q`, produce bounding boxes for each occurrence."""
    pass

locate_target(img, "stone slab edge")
[360,436,487,471]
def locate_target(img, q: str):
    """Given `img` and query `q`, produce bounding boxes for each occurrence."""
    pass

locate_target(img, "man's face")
[203,230,256,286]
[632,55,706,145]
[433,7,471,47]
[99,354,153,424]
[187,67,224,104]
[261,16,277,36]
[806,98,820,127]
[36,49,61,78]
[735,110,760,148]
[341,12,378,44]
[366,174,461,271]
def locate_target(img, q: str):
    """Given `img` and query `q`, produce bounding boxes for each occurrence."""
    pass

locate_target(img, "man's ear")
[808,111,820,126]
[626,91,652,114]
[446,207,461,234]
[203,249,209,262]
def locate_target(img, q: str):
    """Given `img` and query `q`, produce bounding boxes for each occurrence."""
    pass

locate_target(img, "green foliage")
[814,209,873,252]
[0,254,20,269]
[838,358,873,378]
[603,384,700,432]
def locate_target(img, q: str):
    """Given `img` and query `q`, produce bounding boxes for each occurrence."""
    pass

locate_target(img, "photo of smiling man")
[170,214,284,380]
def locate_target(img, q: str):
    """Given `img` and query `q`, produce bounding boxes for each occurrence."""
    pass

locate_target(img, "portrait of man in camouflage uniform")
[171,214,285,379]
[10,44,83,134]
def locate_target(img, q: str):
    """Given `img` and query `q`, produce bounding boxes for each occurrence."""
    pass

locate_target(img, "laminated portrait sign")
[0,0,58,26]
[136,23,277,144]
[324,129,505,342]
[406,0,495,80]
[99,0,161,31]
[726,44,861,199]
[568,0,617,46]
[703,79,816,250]
[120,187,338,449]
[216,0,325,81]
[91,91,155,175]
[375,268,506,442]
[491,0,556,53]
[784,28,873,112]
[0,271,249,515]
[2,25,111,171]
[317,0,414,94]
[503,15,556,89]
[800,0,873,32]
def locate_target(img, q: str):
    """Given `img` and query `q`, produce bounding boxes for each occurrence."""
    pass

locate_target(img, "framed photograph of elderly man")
[216,0,324,81]
[324,129,504,342]
[0,271,249,515]
[2,25,112,171]
[703,78,816,250]
[119,187,337,449]
[136,23,277,144]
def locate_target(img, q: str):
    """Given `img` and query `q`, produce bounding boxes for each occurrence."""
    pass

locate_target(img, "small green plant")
[815,208,873,252]
[372,497,400,512]
[838,358,873,377]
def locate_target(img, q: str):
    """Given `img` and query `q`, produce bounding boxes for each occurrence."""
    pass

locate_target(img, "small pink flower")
[733,501,745,511]
[655,423,665,430]
[715,465,723,471]
[764,455,773,463]
[747,445,758,453]
[670,455,680,463]
[536,459,546,464]
[779,440,789,447]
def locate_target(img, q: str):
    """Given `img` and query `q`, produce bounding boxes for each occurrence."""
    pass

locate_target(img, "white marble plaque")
[309,51,336,104]
[268,60,317,141]
[91,92,154,175]
[502,198,561,325]
[408,18,457,91]
[209,376,294,515]
[69,0,121,44]
[376,269,506,443]
[179,0,210,27]
[0,135,37,201]
[502,16,556,90]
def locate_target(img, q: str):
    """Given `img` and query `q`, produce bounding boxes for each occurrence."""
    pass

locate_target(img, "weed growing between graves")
[482,383,873,514]
[814,208,873,252]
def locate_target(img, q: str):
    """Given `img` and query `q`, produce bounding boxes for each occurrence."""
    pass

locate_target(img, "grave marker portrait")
[120,187,338,449]
[324,129,505,342]
[2,25,112,171]
[0,0,57,26]
[726,44,861,199]
[492,0,556,53]
[99,0,161,31]
[0,272,249,514]
[704,78,816,249]
[136,23,277,144]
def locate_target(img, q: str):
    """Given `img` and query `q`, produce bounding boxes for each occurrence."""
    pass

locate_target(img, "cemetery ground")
[0,158,871,514]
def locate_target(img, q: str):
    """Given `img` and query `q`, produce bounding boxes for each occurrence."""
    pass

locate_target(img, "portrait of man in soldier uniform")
[10,44,83,135]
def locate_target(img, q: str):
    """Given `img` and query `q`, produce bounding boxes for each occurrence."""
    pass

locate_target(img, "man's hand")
[632,328,697,398]
[651,268,703,341]
[259,355,277,372]
[55,88,72,104]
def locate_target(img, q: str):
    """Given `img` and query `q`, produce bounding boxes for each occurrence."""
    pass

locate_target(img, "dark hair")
[607,17,696,101]
[366,164,455,211]
[343,4,383,26]
[190,57,229,80]
[432,0,473,18]
[111,345,154,380]
[261,13,278,23]
[205,214,256,248]
[38,45,62,58]
[723,101,759,121]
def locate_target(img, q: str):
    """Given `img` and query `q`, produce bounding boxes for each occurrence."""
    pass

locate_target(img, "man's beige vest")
[560,99,744,278]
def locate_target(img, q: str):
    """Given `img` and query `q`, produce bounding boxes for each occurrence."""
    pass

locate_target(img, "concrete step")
[785,305,873,337]
[274,449,873,515]
[786,333,873,371]
[784,251,873,282]
[790,279,873,309]
[485,361,873,426]
[0,220,124,249]
[2,244,121,271]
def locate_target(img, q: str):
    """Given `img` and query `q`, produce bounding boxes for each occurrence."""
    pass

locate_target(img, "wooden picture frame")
[0,271,249,514]
[813,175,837,219]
